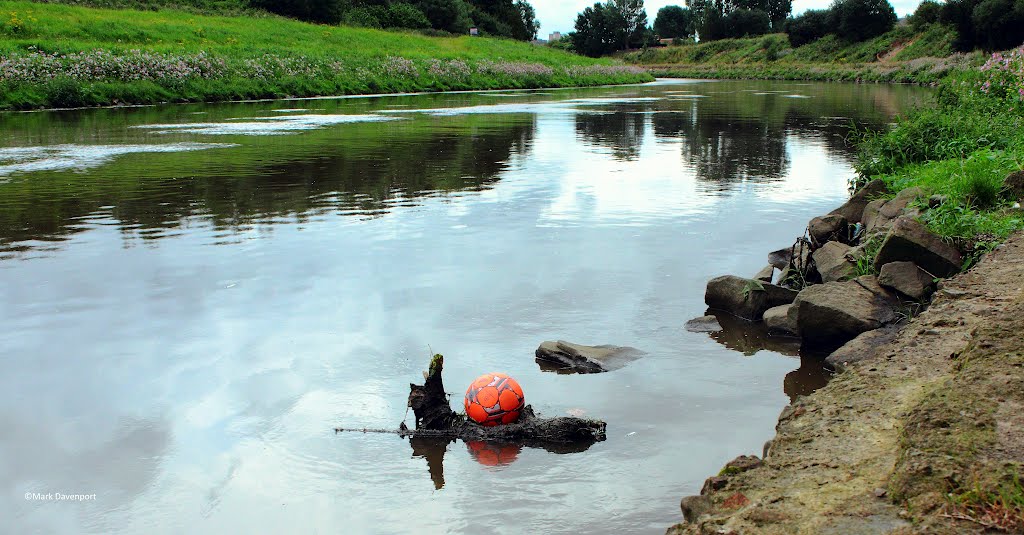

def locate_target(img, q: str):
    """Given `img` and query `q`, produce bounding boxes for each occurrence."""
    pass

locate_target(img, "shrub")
[344,6,384,28]
[784,9,832,47]
[386,4,430,29]
[979,47,1024,106]
[762,34,785,60]
[250,0,346,24]
[910,0,942,30]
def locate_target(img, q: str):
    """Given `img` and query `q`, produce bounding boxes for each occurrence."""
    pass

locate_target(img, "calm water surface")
[0,80,930,534]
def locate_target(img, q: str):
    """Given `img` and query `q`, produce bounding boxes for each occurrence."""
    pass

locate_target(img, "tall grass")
[853,50,1024,261]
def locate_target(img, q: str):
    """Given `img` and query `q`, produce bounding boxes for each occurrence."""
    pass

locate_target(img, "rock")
[705,275,799,321]
[830,179,889,223]
[1005,170,1024,200]
[864,187,926,232]
[878,261,936,301]
[764,304,797,335]
[754,265,775,283]
[679,495,712,523]
[874,218,964,278]
[808,214,849,246]
[685,315,723,333]
[792,276,900,348]
[535,341,644,374]
[701,476,729,495]
[768,247,793,270]
[723,455,763,473]
[881,187,926,218]
[825,326,901,371]
[812,241,856,283]
[862,198,888,231]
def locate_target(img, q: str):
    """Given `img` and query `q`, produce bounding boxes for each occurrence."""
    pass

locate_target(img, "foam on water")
[137,114,400,135]
[0,143,236,177]
[382,96,663,116]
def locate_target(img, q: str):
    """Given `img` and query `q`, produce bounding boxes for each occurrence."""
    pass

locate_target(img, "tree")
[971,0,1024,51]
[654,5,694,38]
[830,0,896,42]
[613,0,649,50]
[415,0,473,33]
[572,3,620,56]
[763,0,792,30]
[516,0,540,40]
[687,0,788,40]
[784,8,832,46]
[571,0,649,55]
[725,8,770,37]
[909,0,942,29]
[252,0,350,24]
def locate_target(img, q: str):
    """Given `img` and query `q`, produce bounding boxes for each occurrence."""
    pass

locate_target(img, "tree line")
[252,0,539,39]
[568,0,1024,56]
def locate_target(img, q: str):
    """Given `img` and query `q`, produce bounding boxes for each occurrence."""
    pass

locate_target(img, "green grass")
[0,0,652,109]
[623,25,981,85]
[949,469,1024,532]
[852,68,1024,266]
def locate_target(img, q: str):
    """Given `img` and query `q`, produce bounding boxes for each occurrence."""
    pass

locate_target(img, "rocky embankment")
[672,178,1024,533]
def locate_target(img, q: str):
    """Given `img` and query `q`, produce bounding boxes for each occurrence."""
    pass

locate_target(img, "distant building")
[470,27,479,36]
[548,32,562,42]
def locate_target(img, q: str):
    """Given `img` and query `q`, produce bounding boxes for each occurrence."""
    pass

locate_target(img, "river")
[0,79,929,534]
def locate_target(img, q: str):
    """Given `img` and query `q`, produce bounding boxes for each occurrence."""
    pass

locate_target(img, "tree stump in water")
[408,354,462,430]
[338,354,607,447]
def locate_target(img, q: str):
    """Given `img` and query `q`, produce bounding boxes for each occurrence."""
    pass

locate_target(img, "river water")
[0,79,929,534]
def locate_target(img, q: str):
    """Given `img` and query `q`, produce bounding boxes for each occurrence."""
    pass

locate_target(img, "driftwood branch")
[336,354,607,447]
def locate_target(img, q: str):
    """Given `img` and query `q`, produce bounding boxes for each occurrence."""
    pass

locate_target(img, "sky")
[531,0,925,35]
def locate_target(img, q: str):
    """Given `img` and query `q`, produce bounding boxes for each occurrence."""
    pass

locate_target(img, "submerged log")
[337,354,607,447]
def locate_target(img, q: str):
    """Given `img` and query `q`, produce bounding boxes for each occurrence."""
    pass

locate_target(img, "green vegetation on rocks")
[854,47,1024,265]
[0,0,652,110]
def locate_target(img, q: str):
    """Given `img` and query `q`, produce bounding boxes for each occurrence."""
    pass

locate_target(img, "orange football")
[464,372,525,426]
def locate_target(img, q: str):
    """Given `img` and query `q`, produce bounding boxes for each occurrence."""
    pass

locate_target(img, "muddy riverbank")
[669,231,1024,533]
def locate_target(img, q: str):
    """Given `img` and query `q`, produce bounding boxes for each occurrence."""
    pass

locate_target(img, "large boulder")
[861,198,889,232]
[874,218,963,278]
[753,265,775,283]
[763,304,797,335]
[808,214,848,246]
[812,241,856,283]
[791,276,900,348]
[878,261,936,301]
[830,179,889,223]
[705,275,799,320]
[825,326,901,371]
[684,315,723,333]
[535,341,644,374]
[864,187,926,232]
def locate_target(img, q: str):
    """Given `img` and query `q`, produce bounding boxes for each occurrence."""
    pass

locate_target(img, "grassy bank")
[0,0,651,110]
[625,26,984,84]
[852,48,1024,267]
